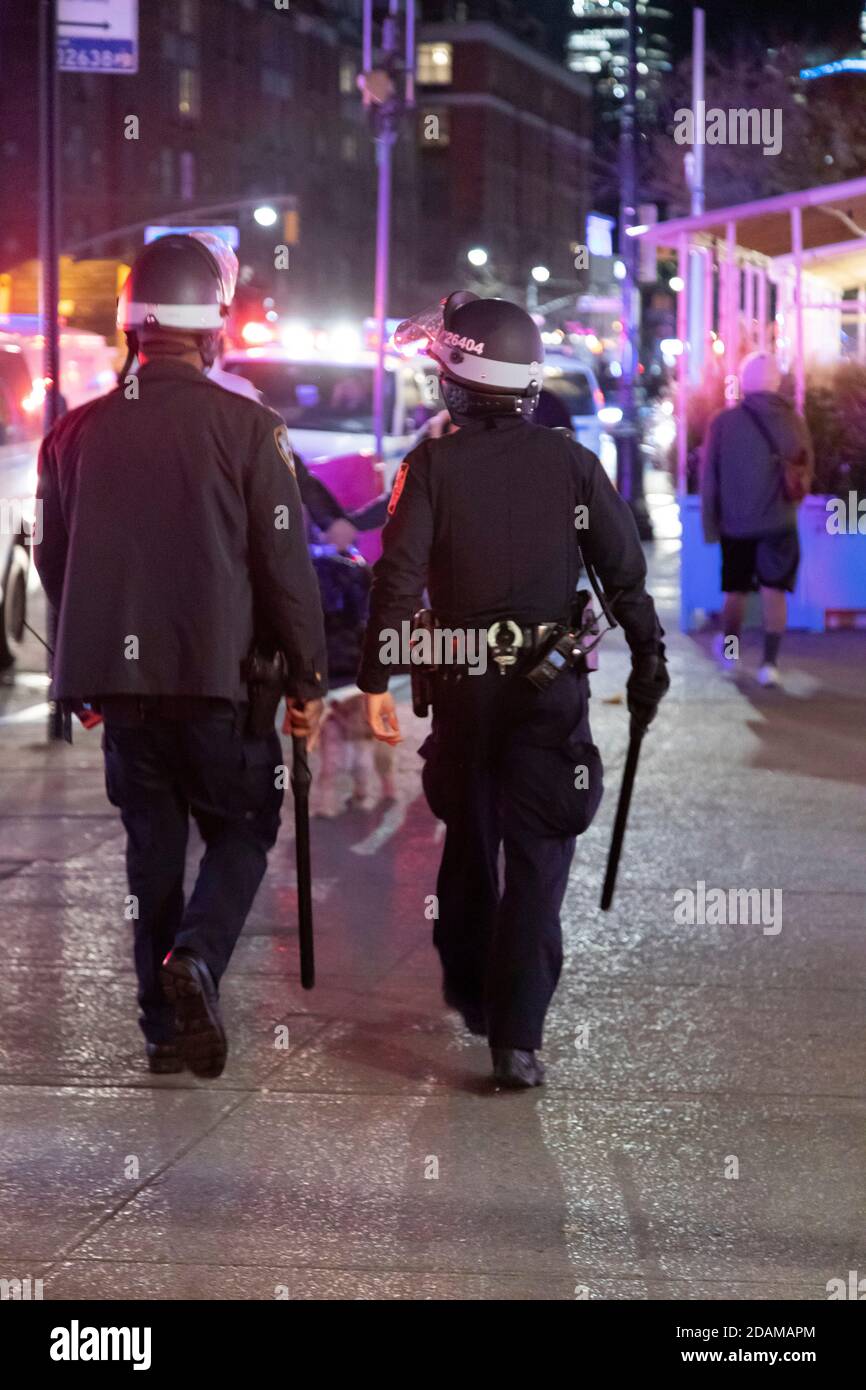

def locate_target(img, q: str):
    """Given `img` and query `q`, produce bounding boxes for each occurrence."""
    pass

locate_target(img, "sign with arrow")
[58,0,138,74]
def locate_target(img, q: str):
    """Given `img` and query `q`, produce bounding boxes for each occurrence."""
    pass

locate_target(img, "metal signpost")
[359,0,415,467]
[42,0,139,739]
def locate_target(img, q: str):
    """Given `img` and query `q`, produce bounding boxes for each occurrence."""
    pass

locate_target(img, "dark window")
[544,371,596,417]
[223,361,396,436]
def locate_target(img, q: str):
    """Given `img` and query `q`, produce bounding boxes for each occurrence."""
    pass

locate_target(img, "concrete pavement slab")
[1,541,864,1301]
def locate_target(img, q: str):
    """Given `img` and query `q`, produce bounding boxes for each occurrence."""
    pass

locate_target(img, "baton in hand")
[290,731,315,989]
[600,717,646,911]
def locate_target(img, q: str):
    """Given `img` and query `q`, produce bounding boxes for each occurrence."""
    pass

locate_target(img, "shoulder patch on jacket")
[274,425,296,477]
[387,459,409,516]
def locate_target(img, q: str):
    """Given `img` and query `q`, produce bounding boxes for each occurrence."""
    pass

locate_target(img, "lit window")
[341,132,359,162]
[417,42,453,85]
[339,60,356,95]
[178,68,200,118]
[179,0,198,35]
[179,151,196,200]
[160,148,173,197]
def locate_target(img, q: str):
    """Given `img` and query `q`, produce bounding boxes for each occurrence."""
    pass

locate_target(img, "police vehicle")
[0,338,41,667]
[0,318,116,668]
[220,319,438,479]
[542,354,609,453]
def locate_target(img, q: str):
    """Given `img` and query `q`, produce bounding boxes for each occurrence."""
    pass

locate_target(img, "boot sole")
[493,1071,545,1090]
[161,956,228,1080]
[147,1053,184,1075]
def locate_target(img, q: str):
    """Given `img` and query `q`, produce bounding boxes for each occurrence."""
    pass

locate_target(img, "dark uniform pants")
[102,704,283,1043]
[420,666,603,1050]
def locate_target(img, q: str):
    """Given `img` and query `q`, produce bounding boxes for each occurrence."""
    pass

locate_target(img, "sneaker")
[757,663,781,688]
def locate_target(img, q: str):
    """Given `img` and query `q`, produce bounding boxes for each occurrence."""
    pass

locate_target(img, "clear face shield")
[392,290,480,358]
[189,230,239,308]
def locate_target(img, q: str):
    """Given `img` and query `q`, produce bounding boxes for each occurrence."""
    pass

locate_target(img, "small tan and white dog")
[315,684,398,817]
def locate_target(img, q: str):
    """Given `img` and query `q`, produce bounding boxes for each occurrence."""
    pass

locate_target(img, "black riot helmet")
[116,232,236,376]
[395,291,544,423]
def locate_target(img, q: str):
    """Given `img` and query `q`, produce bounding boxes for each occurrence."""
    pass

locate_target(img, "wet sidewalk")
[1,541,865,1301]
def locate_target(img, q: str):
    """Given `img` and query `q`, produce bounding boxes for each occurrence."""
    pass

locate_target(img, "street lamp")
[615,0,652,540]
[527,265,550,311]
[253,205,278,228]
[467,247,488,267]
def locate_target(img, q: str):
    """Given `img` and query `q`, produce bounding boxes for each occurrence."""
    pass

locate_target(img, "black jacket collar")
[136,358,208,383]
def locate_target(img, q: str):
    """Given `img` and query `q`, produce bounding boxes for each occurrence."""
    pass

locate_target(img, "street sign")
[58,0,138,74]
[144,225,240,249]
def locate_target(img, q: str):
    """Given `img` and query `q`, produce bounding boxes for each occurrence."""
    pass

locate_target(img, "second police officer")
[359,292,669,1089]
[35,234,327,1081]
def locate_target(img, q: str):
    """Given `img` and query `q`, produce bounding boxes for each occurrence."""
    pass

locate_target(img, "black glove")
[626,644,670,730]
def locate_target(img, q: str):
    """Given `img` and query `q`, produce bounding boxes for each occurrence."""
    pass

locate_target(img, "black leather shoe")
[161,948,228,1080]
[145,1041,184,1075]
[443,984,487,1037]
[491,1048,545,1089]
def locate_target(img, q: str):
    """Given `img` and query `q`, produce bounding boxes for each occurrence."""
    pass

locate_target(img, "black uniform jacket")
[358,415,662,694]
[35,358,327,703]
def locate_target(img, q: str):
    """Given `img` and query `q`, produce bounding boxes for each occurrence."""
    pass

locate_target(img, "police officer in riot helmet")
[359,291,669,1089]
[35,233,327,1079]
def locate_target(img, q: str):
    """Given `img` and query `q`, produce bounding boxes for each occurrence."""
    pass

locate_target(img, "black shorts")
[720,529,800,594]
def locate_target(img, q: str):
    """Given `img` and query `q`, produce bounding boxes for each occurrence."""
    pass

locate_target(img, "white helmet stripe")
[119,300,225,330]
[436,349,542,392]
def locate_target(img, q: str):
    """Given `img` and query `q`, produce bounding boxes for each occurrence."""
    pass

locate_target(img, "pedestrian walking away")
[701,351,814,687]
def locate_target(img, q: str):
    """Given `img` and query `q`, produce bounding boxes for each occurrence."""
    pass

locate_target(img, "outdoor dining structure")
[630,175,866,632]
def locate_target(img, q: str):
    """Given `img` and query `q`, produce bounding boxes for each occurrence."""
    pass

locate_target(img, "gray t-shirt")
[700,391,813,541]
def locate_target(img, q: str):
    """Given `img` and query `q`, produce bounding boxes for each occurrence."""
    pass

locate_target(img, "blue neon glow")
[800,59,866,80]
[144,225,240,248]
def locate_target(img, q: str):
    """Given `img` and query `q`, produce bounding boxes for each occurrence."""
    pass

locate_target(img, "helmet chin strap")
[442,375,538,424]
[197,330,223,369]
[117,331,139,387]
[118,327,223,381]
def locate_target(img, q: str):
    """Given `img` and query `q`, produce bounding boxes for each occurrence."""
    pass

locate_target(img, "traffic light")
[283,210,299,246]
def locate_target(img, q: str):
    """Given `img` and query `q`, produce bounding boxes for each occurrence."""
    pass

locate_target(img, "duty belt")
[483,619,557,674]
[98,695,243,724]
[413,614,559,677]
